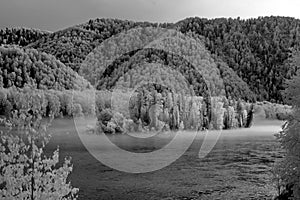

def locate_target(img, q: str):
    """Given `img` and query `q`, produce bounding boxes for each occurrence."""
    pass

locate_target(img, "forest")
[2,17,300,103]
[0,16,300,199]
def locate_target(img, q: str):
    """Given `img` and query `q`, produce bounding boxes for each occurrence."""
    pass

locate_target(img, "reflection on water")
[107,133,175,153]
[72,117,284,151]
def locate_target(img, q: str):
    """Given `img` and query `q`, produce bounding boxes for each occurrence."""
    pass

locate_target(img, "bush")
[73,103,83,117]
[45,92,61,117]
[95,90,111,115]
[97,109,115,134]
[99,122,115,134]
[98,109,113,125]
[57,91,73,117]
[123,119,136,133]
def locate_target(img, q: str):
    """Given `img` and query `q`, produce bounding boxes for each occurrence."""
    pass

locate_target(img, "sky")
[1,0,300,31]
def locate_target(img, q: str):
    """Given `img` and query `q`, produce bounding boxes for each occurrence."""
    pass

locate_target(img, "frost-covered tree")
[0,89,78,200]
[210,99,225,130]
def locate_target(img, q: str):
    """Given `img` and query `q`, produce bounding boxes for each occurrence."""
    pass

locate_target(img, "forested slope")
[0,46,90,90]
[213,56,256,102]
[177,16,300,102]
[2,17,300,103]
[27,19,160,72]
[0,27,51,47]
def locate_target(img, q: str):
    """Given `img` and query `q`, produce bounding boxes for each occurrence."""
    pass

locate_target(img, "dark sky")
[1,0,300,31]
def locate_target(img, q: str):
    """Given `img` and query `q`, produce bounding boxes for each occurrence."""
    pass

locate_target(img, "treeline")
[177,16,300,102]
[255,101,291,120]
[0,27,51,47]
[96,87,254,134]
[0,46,90,90]
[0,86,253,134]
[0,87,95,119]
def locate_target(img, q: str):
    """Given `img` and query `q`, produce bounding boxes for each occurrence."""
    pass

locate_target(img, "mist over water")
[43,116,285,199]
[75,116,284,153]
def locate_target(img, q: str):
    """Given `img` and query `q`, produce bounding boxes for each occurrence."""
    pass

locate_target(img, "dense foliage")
[255,101,291,120]
[27,27,101,72]
[0,87,96,119]
[96,88,254,134]
[97,48,216,96]
[3,17,299,199]
[28,19,161,72]
[0,27,51,47]
[0,89,78,199]
[0,86,254,134]
[177,16,300,102]
[274,68,300,199]
[4,17,300,102]
[0,46,90,90]
[80,27,225,97]
[213,56,256,102]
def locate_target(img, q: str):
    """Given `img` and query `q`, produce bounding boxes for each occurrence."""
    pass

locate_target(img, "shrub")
[97,111,126,134]
[72,103,83,117]
[45,92,61,117]
[97,109,116,134]
[123,119,135,133]
[98,109,113,125]
[112,112,125,132]
[57,91,73,117]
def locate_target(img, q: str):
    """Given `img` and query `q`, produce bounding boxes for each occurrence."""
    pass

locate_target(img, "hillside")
[0,46,90,90]
[27,19,159,72]
[177,16,300,102]
[27,27,100,72]
[80,27,223,96]
[213,56,256,102]
[0,27,51,47]
[1,17,300,102]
